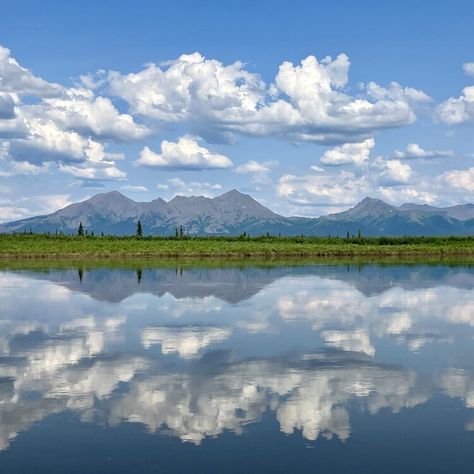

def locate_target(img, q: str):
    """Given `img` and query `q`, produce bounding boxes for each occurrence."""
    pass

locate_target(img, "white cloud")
[442,167,474,192]
[0,44,148,180]
[9,160,50,176]
[107,52,427,144]
[276,161,446,211]
[136,135,233,170]
[28,88,150,141]
[236,160,273,174]
[377,186,437,204]
[59,162,127,181]
[0,92,17,119]
[0,45,62,97]
[235,159,277,185]
[0,202,32,221]
[34,194,73,213]
[365,81,431,104]
[463,63,474,76]
[5,117,108,164]
[0,194,73,222]
[320,138,374,166]
[120,185,149,193]
[108,51,265,142]
[157,177,223,197]
[377,159,412,186]
[437,86,474,124]
[392,143,454,160]
[277,170,370,207]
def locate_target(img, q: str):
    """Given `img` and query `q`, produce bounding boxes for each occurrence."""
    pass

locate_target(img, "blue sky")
[0,0,473,220]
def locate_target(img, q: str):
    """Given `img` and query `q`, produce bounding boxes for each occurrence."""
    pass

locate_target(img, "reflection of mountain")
[2,265,474,451]
[10,264,474,303]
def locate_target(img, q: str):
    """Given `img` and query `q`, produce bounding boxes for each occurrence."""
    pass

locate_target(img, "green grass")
[1,233,474,260]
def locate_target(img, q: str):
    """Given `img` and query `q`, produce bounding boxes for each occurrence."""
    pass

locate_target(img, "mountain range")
[2,190,474,236]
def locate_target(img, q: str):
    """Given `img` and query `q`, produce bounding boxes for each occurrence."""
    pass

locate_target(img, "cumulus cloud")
[377,159,412,186]
[235,159,277,185]
[0,158,51,177]
[236,160,273,174]
[377,186,437,205]
[0,45,62,97]
[442,167,474,192]
[120,185,149,193]
[277,169,370,207]
[463,63,474,77]
[0,92,17,119]
[27,88,150,141]
[437,86,474,124]
[107,52,427,144]
[5,119,108,164]
[0,44,147,183]
[0,193,73,222]
[157,177,223,197]
[136,135,233,170]
[320,138,374,166]
[59,162,126,181]
[391,143,454,160]
[276,158,447,211]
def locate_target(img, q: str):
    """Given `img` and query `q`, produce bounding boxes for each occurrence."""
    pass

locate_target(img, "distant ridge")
[1,191,474,236]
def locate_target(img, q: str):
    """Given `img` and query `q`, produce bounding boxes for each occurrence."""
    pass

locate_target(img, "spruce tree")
[77,222,84,236]
[136,220,143,238]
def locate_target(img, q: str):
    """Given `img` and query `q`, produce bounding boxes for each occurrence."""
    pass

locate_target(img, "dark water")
[1,263,474,473]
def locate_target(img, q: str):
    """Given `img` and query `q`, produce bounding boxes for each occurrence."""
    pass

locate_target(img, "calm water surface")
[1,263,474,472]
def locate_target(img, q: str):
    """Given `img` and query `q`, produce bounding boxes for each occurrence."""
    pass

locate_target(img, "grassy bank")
[1,234,474,260]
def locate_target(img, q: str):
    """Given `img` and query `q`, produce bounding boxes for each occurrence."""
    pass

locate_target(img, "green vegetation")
[136,220,143,238]
[1,233,474,260]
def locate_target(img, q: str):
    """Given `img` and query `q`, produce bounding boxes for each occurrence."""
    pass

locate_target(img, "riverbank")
[1,234,474,260]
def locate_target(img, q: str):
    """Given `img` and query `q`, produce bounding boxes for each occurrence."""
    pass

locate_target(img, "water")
[0,263,474,472]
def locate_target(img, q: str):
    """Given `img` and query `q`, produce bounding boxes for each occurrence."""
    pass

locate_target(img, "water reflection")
[0,264,474,455]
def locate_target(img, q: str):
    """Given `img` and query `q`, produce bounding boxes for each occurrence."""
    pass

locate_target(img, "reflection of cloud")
[0,313,141,452]
[384,312,412,335]
[276,278,474,353]
[1,265,474,452]
[107,352,427,444]
[396,333,453,352]
[322,330,375,356]
[439,369,474,408]
[141,326,231,358]
[447,303,474,327]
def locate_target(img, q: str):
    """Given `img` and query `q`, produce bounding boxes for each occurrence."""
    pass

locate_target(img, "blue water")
[0,263,474,472]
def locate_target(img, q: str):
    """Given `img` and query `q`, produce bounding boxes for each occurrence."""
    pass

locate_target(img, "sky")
[0,0,473,221]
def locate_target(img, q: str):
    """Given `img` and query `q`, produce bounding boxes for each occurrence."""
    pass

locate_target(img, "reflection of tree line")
[77,267,186,285]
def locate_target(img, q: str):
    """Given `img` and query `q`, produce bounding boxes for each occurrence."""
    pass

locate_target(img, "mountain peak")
[355,196,390,207]
[218,189,248,199]
[347,197,395,218]
[2,189,474,236]
[87,190,132,204]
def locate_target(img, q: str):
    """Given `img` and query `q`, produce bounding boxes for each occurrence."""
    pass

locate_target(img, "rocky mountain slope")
[1,191,473,236]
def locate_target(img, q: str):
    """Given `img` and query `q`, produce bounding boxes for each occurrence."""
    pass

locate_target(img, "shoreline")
[1,234,474,262]
[1,254,473,271]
